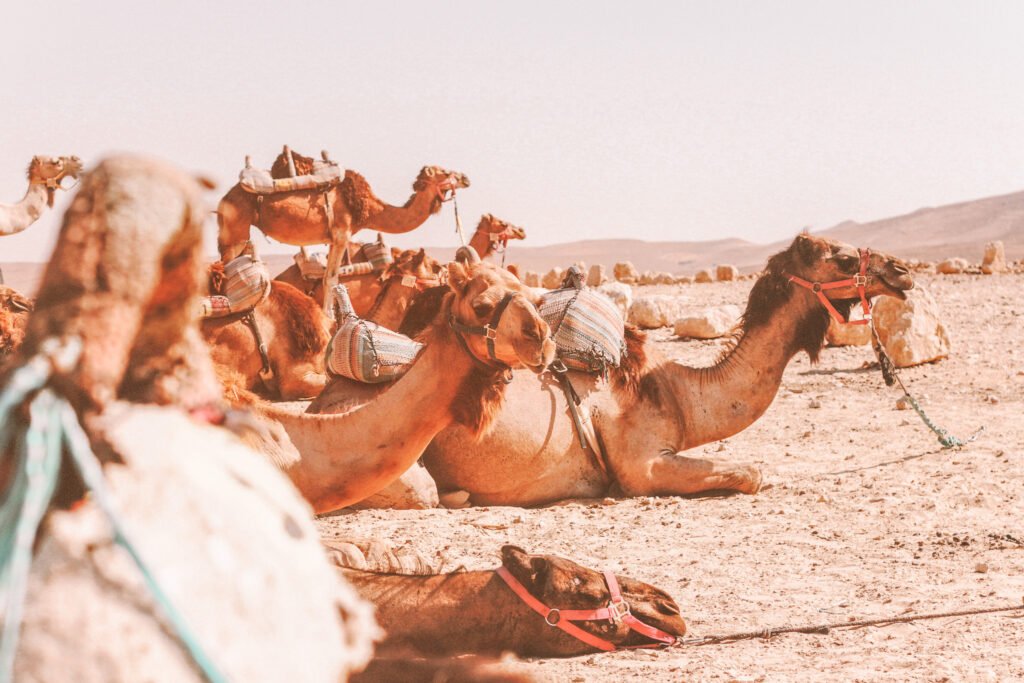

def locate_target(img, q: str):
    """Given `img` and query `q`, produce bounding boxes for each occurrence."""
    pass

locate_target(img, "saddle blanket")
[239,160,342,195]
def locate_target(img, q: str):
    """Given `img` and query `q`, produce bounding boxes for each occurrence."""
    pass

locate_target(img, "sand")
[321,272,1024,682]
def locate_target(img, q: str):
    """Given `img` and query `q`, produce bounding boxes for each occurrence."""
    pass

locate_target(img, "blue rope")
[0,340,229,683]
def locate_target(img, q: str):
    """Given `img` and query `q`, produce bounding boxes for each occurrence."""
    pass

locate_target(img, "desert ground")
[321,272,1023,682]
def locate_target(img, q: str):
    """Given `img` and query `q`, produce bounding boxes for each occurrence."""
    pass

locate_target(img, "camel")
[469,213,527,262]
[236,260,555,514]
[217,149,469,311]
[0,284,32,357]
[4,155,376,682]
[0,155,83,236]
[344,544,687,657]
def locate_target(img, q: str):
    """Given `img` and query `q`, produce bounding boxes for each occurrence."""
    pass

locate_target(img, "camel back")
[539,268,626,375]
[325,285,423,383]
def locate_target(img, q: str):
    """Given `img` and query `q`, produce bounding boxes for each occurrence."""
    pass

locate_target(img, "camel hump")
[271,148,316,178]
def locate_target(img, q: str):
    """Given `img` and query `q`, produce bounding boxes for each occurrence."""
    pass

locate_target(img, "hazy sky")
[2,1,1022,262]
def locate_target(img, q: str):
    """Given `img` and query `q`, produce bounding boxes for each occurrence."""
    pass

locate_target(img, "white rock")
[674,275,693,285]
[586,264,607,287]
[613,261,640,284]
[541,267,564,289]
[981,241,1006,274]
[523,271,541,287]
[936,257,968,274]
[596,282,633,319]
[694,269,713,283]
[654,272,676,285]
[872,286,951,367]
[716,264,739,281]
[629,295,688,329]
[673,304,741,339]
[639,271,657,286]
[825,316,871,346]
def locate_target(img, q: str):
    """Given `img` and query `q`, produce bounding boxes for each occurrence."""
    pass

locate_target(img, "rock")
[981,241,1006,274]
[872,286,951,367]
[523,271,541,287]
[639,271,657,286]
[825,316,871,346]
[629,295,688,329]
[349,462,439,510]
[596,282,633,319]
[674,275,693,285]
[716,264,739,281]
[896,396,912,410]
[613,261,640,284]
[974,562,989,574]
[694,269,713,283]
[673,304,741,339]
[586,264,607,287]
[936,257,968,274]
[541,267,564,289]
[654,272,676,285]
[809,399,822,409]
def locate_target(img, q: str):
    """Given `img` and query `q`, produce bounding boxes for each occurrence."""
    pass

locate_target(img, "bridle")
[363,270,446,320]
[434,173,463,203]
[31,161,78,192]
[449,291,520,383]
[496,566,677,652]
[786,248,872,325]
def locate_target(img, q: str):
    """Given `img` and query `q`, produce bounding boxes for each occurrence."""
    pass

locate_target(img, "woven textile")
[200,255,271,318]
[359,239,393,271]
[539,286,625,374]
[239,160,342,195]
[326,319,423,383]
[293,250,327,281]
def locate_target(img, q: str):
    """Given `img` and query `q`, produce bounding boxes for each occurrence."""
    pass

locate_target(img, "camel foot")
[738,465,764,494]
[439,489,472,509]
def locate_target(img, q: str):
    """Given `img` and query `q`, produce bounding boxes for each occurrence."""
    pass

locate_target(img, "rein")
[787,248,872,325]
[495,566,677,652]
[449,292,519,383]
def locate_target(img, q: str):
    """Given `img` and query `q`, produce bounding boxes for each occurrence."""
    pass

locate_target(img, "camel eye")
[473,301,494,318]
[522,326,540,340]
[834,253,858,271]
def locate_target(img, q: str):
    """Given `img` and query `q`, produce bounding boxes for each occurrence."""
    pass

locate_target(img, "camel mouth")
[509,227,526,239]
[877,269,914,300]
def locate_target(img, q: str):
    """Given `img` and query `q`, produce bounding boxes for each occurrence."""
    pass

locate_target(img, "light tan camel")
[0,285,32,357]
[344,544,687,657]
[235,260,555,514]
[0,155,83,235]
[468,213,526,262]
[202,280,332,400]
[217,151,469,310]
[6,155,376,682]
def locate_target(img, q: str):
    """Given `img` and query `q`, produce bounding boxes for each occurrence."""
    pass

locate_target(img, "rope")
[869,322,983,449]
[452,194,467,247]
[0,338,229,683]
[675,601,1024,646]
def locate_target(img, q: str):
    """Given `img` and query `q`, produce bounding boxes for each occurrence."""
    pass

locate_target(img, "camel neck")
[369,188,441,234]
[468,230,496,260]
[0,183,49,236]
[661,288,821,449]
[365,279,417,330]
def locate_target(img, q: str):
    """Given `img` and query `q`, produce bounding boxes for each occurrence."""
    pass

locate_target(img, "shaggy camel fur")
[7,156,376,682]
[469,213,527,262]
[202,280,332,400]
[344,545,687,657]
[0,155,83,235]
[217,149,468,311]
[237,260,555,514]
[0,285,32,357]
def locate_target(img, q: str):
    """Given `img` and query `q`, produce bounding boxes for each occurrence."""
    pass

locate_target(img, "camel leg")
[277,368,327,402]
[615,450,763,496]
[321,214,352,316]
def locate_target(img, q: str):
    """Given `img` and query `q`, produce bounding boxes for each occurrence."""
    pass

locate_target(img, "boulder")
[936,257,968,274]
[673,304,741,339]
[872,286,951,367]
[586,264,607,286]
[716,264,739,281]
[614,261,640,284]
[639,271,657,286]
[541,267,564,289]
[629,295,688,329]
[825,316,871,346]
[981,241,1006,274]
[674,275,693,285]
[596,282,632,319]
[523,271,541,287]
[694,269,713,283]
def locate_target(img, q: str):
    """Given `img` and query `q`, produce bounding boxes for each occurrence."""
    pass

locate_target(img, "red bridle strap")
[786,248,872,325]
[495,566,677,652]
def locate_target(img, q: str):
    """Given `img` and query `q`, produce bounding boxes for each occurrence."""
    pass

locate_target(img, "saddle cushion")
[326,318,423,383]
[539,286,626,374]
[294,250,328,281]
[200,255,271,318]
[239,160,342,195]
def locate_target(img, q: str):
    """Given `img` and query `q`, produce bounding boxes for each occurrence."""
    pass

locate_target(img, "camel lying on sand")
[217,148,468,311]
[344,544,687,657]
[237,260,556,513]
[5,156,376,682]
[0,285,32,356]
[0,155,83,235]
[469,213,527,262]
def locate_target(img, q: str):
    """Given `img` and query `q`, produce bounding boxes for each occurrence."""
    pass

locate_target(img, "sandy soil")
[318,273,1023,682]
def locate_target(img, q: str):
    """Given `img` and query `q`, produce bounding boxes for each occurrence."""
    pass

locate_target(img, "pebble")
[896,396,912,410]
[974,563,989,574]
[809,399,822,409]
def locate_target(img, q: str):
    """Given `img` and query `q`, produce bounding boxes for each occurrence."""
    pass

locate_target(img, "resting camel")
[345,545,687,657]
[469,213,526,262]
[0,285,32,356]
[236,260,555,513]
[0,155,83,235]
[5,155,375,682]
[217,148,469,311]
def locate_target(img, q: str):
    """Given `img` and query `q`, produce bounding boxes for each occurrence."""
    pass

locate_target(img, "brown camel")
[217,149,469,311]
[202,279,332,400]
[0,285,32,357]
[0,155,83,235]
[468,213,527,262]
[344,544,687,657]
[236,260,555,514]
[6,155,375,682]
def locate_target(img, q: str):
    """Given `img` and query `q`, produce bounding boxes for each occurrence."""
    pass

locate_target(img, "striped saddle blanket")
[200,254,271,318]
[538,269,625,375]
[239,160,343,195]
[325,285,422,383]
[294,237,394,282]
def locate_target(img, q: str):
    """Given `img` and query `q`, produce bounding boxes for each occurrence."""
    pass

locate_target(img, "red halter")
[786,248,872,325]
[495,566,677,652]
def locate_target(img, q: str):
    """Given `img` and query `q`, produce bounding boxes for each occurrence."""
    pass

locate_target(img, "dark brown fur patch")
[270,149,316,178]
[398,285,449,337]
[610,324,655,404]
[270,281,330,355]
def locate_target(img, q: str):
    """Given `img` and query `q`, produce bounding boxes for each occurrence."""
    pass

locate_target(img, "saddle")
[200,247,271,319]
[294,235,395,282]
[237,147,343,195]
[538,266,626,375]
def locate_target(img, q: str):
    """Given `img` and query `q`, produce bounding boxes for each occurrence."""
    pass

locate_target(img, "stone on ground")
[694,269,713,283]
[542,267,564,289]
[523,271,541,287]
[614,261,640,284]
[596,282,633,319]
[981,241,1006,274]
[936,257,968,274]
[872,286,951,367]
[586,264,607,286]
[716,264,739,281]
[673,304,741,339]
[629,295,688,329]
[826,315,872,346]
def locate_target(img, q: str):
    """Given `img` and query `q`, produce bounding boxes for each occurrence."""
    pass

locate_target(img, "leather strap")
[241,312,274,386]
[786,248,872,325]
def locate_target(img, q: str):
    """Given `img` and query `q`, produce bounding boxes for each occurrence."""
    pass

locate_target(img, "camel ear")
[793,233,823,266]
[413,248,426,266]
[506,264,520,279]
[447,261,470,293]
[500,545,548,586]
[194,174,217,190]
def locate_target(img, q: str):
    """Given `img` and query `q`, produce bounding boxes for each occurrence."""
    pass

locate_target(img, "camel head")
[499,545,687,654]
[413,166,471,210]
[446,260,554,373]
[28,155,84,205]
[477,213,526,242]
[390,247,445,283]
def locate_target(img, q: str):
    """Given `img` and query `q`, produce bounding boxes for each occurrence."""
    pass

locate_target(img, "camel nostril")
[892,264,909,275]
